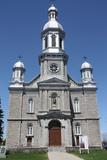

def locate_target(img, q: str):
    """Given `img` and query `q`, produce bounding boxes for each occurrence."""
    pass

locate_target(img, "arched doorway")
[49,120,61,146]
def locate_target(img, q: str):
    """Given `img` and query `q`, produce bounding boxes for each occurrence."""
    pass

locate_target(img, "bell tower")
[39,4,68,81]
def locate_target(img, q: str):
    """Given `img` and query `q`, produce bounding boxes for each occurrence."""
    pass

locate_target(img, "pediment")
[38,77,69,85]
[37,110,72,120]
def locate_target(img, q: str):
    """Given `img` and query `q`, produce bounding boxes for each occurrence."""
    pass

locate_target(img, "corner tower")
[39,4,68,81]
[81,60,96,87]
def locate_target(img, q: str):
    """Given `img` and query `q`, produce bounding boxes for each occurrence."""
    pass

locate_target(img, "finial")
[83,56,87,61]
[18,56,22,61]
[50,0,56,5]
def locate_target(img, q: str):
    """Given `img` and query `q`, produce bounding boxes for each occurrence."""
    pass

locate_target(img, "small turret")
[12,60,25,83]
[80,59,96,87]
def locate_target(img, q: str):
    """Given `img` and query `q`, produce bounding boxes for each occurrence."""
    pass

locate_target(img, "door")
[75,136,79,146]
[27,137,32,147]
[49,120,61,146]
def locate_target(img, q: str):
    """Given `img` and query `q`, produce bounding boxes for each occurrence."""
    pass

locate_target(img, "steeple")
[39,4,68,81]
[41,4,65,53]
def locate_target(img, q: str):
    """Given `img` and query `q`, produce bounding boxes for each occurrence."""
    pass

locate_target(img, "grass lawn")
[0,152,48,160]
[72,149,107,160]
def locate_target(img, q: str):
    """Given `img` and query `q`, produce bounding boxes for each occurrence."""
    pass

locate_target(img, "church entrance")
[49,120,61,146]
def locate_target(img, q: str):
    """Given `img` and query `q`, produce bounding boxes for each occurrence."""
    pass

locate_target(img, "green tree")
[0,98,4,144]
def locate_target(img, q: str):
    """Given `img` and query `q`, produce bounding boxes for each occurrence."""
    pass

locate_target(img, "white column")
[56,34,59,48]
[62,39,64,50]
[12,71,15,81]
[42,37,45,50]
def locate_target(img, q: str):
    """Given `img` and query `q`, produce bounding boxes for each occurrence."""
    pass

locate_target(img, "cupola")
[12,60,25,83]
[41,4,65,53]
[43,4,63,31]
[81,60,94,84]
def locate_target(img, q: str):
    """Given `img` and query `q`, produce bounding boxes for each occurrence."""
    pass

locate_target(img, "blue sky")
[0,0,107,138]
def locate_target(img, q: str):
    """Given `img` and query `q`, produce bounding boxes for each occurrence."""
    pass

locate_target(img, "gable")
[38,77,68,84]
[37,77,70,87]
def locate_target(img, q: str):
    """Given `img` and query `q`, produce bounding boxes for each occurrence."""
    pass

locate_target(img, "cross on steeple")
[83,56,87,61]
[18,56,22,61]
[50,0,56,5]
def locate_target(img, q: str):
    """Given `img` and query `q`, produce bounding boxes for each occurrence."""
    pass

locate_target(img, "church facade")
[7,4,101,150]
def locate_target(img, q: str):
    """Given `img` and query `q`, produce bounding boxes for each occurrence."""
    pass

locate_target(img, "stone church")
[7,4,101,150]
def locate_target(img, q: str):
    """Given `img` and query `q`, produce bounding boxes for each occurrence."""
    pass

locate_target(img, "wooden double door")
[49,120,61,146]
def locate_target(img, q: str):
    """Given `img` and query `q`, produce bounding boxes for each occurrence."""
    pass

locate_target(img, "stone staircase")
[48,146,66,152]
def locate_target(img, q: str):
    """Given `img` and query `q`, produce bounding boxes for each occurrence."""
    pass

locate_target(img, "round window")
[49,63,59,73]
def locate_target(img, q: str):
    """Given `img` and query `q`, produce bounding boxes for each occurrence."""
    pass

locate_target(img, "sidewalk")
[48,151,84,160]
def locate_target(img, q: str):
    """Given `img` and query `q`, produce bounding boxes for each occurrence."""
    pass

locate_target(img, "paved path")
[48,151,83,160]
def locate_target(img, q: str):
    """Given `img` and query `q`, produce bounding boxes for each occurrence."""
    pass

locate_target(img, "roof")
[81,61,92,70]
[43,20,63,31]
[43,4,63,31]
[13,60,25,69]
[48,4,58,12]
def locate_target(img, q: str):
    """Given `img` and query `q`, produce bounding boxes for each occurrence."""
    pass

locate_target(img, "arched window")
[74,98,80,113]
[28,99,34,113]
[51,93,57,107]
[51,34,56,47]
[27,123,33,136]
[75,123,81,135]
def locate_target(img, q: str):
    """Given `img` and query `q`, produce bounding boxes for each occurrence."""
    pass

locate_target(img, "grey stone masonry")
[6,4,101,150]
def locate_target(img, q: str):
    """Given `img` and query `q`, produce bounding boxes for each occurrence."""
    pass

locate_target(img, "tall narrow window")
[45,36,48,49]
[59,38,62,49]
[51,34,56,47]
[27,124,33,136]
[75,123,81,135]
[74,98,80,113]
[28,99,34,113]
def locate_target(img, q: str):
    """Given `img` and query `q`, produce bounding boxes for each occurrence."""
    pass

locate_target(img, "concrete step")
[48,146,66,152]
